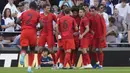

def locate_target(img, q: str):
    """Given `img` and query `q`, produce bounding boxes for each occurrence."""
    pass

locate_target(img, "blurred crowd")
[0,0,130,48]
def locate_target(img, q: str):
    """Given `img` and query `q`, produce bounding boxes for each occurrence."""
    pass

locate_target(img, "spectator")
[59,0,74,8]
[115,0,130,32]
[2,8,16,32]
[106,17,118,43]
[2,0,19,17]
[41,48,53,67]
[101,0,112,15]
[93,0,100,8]
[52,5,60,16]
[73,0,84,6]
[99,4,109,26]
[112,8,124,32]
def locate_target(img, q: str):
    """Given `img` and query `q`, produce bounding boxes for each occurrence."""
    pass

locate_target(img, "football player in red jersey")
[37,4,57,69]
[17,1,40,73]
[56,8,78,69]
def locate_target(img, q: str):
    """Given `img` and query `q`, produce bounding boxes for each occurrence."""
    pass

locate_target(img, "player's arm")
[79,20,89,39]
[73,19,78,31]
[81,25,89,37]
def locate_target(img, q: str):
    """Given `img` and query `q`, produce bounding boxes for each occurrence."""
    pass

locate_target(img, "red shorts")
[20,29,37,47]
[38,34,54,49]
[58,40,63,48]
[92,38,107,49]
[62,39,75,50]
[80,37,92,49]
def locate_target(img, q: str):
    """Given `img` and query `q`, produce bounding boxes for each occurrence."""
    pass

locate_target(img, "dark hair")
[29,1,38,10]
[4,8,12,19]
[64,8,71,14]
[42,47,49,55]
[71,6,79,13]
[121,0,127,2]
[43,4,50,9]
[99,4,105,8]
[79,7,86,12]
[109,17,115,23]
[90,6,97,10]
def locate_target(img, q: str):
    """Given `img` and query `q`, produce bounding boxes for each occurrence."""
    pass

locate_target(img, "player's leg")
[20,46,28,65]
[27,31,37,73]
[63,49,72,69]
[27,46,35,73]
[37,35,46,69]
[55,48,64,69]
[63,39,75,69]
[47,35,57,69]
[71,40,79,67]
[80,38,92,69]
[98,39,106,69]
[20,31,29,65]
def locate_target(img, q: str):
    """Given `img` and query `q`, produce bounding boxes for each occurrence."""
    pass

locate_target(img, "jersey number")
[63,20,68,31]
[26,14,33,25]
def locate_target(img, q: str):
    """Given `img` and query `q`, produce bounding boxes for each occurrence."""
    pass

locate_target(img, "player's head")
[64,8,71,15]
[29,1,38,10]
[71,6,79,17]
[109,17,115,25]
[79,7,86,17]
[82,3,89,12]
[90,6,97,15]
[43,4,51,13]
[121,0,127,7]
[42,48,49,56]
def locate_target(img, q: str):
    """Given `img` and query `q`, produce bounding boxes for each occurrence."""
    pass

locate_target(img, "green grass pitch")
[0,67,130,73]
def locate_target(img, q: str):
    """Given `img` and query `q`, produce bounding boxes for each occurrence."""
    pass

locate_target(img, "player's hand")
[79,34,83,39]
[73,32,79,36]
[58,35,62,40]
[101,37,105,42]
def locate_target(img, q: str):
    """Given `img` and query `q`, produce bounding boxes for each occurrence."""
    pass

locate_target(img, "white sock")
[96,61,99,65]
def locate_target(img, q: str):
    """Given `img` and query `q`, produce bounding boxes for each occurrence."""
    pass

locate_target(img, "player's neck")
[65,14,70,16]
[44,12,49,16]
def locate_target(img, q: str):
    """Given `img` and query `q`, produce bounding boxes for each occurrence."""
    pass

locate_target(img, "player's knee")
[99,49,103,53]
[21,46,28,52]
[65,49,71,53]
[81,48,87,54]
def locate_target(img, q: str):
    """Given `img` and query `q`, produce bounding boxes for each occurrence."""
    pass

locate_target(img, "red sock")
[38,53,42,66]
[82,53,87,66]
[71,50,77,66]
[86,53,91,64]
[64,52,71,67]
[28,52,34,66]
[92,52,99,62]
[59,50,64,64]
[99,52,104,66]
[51,53,56,65]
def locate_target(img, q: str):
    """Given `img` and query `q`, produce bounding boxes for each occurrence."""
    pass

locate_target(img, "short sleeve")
[83,18,89,27]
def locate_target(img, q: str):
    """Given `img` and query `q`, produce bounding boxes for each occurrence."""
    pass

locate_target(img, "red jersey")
[39,13,57,35]
[89,13,106,38]
[72,16,81,27]
[57,12,65,19]
[57,15,77,39]
[85,12,92,19]
[20,9,40,30]
[80,16,92,38]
